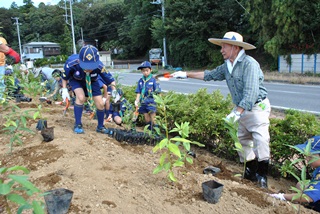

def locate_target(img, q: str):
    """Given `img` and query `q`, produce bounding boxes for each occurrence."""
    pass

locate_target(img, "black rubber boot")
[256,160,269,188]
[243,159,258,182]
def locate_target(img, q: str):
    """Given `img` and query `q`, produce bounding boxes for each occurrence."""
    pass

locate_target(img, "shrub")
[124,85,320,175]
[270,109,320,165]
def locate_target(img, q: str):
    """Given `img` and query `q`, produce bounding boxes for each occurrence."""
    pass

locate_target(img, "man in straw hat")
[172,31,271,188]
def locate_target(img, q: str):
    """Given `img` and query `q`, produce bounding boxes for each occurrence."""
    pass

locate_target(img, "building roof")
[23,42,60,47]
[99,51,112,54]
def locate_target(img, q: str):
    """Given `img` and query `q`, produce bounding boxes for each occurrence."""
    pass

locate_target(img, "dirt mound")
[0,101,316,213]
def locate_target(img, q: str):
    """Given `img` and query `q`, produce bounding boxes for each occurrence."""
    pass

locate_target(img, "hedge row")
[122,85,320,176]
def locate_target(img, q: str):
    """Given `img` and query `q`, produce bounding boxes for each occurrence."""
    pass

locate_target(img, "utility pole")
[69,0,77,54]
[95,39,98,49]
[151,0,167,66]
[64,0,77,54]
[11,17,23,63]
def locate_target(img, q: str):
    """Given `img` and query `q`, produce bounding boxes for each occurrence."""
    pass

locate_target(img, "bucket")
[202,180,224,204]
[44,188,73,214]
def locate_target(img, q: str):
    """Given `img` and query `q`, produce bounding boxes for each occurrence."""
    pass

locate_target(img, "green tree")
[116,0,155,58]
[246,0,320,58]
[74,1,125,50]
[60,25,73,55]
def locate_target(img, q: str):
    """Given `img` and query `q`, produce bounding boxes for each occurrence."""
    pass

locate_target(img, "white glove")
[61,88,70,102]
[112,90,118,98]
[171,71,187,78]
[102,97,107,105]
[226,110,241,122]
[268,193,286,201]
[134,99,139,107]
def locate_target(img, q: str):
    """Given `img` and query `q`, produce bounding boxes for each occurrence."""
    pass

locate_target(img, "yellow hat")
[0,37,8,45]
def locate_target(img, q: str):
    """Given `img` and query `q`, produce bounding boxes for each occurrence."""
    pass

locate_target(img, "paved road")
[112,70,320,115]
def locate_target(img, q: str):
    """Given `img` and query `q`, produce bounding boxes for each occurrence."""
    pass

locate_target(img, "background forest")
[1,0,320,70]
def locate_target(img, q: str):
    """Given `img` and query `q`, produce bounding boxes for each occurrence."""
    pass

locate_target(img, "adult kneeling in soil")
[172,31,271,188]
[61,45,117,134]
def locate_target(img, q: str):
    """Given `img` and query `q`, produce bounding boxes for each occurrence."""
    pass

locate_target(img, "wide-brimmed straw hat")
[208,31,256,50]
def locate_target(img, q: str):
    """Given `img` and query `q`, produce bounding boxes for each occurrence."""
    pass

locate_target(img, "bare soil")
[0,101,318,214]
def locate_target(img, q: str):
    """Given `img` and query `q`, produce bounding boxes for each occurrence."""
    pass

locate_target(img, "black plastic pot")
[44,188,73,214]
[108,128,115,138]
[112,101,121,112]
[41,127,54,142]
[202,180,224,204]
[36,119,47,131]
[115,129,124,142]
[203,166,221,176]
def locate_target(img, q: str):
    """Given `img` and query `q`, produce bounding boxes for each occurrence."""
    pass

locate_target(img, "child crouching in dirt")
[269,135,320,212]
[105,88,129,125]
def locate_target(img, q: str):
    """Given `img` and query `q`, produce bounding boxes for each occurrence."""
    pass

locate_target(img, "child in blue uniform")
[269,136,320,212]
[106,89,128,125]
[98,75,114,118]
[61,45,117,134]
[134,61,161,131]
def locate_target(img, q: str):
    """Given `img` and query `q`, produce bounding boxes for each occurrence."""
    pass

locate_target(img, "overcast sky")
[0,0,60,9]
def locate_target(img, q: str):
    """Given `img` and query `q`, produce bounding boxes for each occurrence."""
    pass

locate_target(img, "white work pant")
[237,98,271,162]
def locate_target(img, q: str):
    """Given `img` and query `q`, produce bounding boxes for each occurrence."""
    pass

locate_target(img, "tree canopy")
[1,0,319,69]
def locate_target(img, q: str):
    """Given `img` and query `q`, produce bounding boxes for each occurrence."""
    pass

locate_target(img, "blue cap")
[295,136,320,154]
[79,45,100,70]
[137,61,152,70]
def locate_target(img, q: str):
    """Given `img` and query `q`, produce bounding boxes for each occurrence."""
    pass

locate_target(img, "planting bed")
[0,101,317,213]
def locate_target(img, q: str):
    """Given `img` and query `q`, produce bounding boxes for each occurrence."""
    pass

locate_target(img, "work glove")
[5,48,20,64]
[171,71,187,78]
[225,110,241,123]
[111,89,118,99]
[102,97,107,105]
[61,88,70,102]
[105,115,112,122]
[134,99,139,107]
[268,193,286,201]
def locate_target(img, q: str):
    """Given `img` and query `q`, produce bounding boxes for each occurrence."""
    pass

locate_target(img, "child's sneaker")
[74,124,84,134]
[96,126,109,134]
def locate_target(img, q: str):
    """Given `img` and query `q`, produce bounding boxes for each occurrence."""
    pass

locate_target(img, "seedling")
[152,94,204,182]
[0,165,45,214]
[19,81,44,98]
[283,140,320,213]
[118,101,136,131]
[2,105,35,153]
[223,117,247,178]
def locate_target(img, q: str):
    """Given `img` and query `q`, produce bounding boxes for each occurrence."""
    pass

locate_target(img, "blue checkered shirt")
[204,53,268,111]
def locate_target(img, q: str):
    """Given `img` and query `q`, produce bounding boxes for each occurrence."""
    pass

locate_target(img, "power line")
[234,0,250,15]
